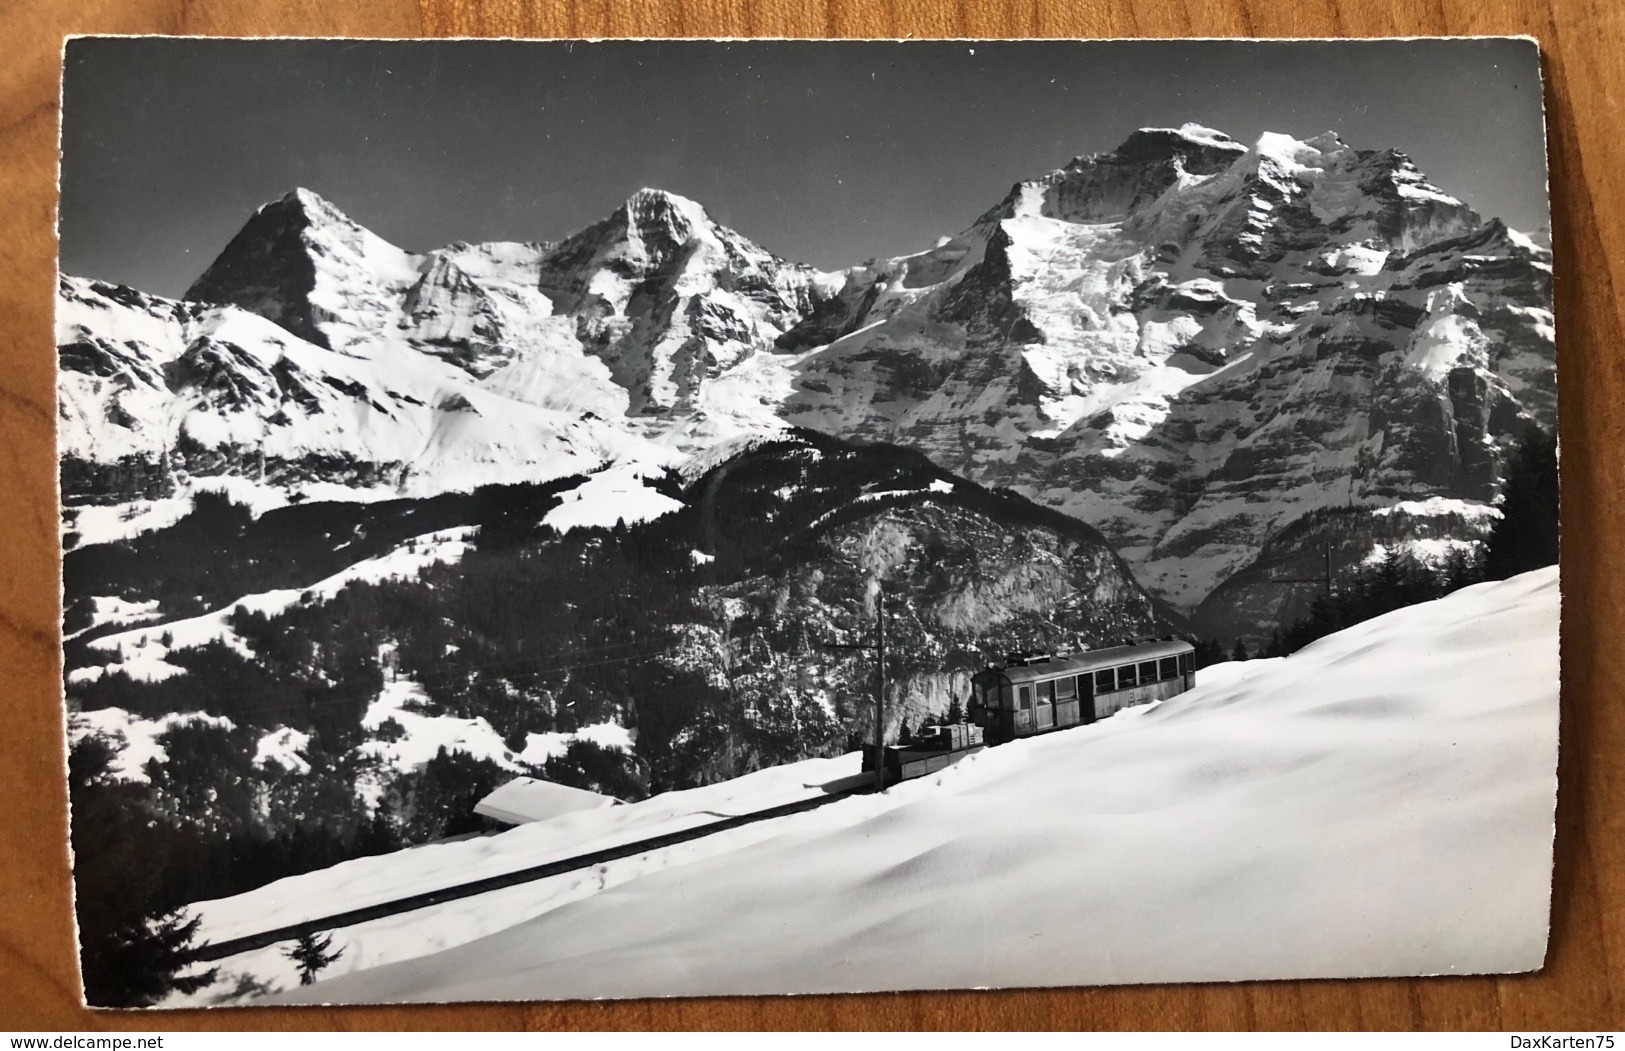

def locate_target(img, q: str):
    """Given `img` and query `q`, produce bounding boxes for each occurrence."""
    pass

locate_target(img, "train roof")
[978,637,1195,684]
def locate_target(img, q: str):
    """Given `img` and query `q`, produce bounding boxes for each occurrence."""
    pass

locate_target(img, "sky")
[59,38,1548,298]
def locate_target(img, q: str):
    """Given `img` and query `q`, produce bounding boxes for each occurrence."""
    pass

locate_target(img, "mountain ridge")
[57,124,1554,635]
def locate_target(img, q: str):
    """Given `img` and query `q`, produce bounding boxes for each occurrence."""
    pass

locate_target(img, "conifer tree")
[1484,426,1560,580]
[282,931,343,985]
[1192,638,1225,668]
[69,732,217,1007]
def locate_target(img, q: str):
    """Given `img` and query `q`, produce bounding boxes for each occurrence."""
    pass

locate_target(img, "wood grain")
[2,0,1618,1030]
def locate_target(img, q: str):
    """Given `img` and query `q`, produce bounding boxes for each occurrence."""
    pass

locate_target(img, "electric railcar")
[970,636,1197,745]
[863,637,1199,786]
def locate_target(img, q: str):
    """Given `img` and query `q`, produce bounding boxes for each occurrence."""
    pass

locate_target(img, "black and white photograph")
[55,37,1558,1007]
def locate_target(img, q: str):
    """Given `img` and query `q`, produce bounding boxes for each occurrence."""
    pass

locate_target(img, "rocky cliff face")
[654,430,1172,737]
[779,125,1553,622]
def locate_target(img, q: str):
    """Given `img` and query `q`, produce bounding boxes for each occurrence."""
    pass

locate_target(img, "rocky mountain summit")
[58,124,1553,637]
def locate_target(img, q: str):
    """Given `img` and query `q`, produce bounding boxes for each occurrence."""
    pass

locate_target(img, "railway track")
[193,781,869,962]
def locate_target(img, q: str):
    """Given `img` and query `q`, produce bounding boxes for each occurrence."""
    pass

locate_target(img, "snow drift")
[272,567,1558,1004]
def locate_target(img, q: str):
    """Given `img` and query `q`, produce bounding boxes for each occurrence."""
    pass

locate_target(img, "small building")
[473,776,620,825]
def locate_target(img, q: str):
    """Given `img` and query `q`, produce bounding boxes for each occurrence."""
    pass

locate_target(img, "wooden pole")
[816,581,891,794]
[873,581,887,794]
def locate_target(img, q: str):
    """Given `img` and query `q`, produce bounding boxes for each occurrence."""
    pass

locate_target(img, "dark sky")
[59,37,1548,298]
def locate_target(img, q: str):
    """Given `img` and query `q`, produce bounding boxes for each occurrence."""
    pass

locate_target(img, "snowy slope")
[261,567,1555,1004]
[56,273,673,542]
[188,751,862,946]
[164,753,866,1002]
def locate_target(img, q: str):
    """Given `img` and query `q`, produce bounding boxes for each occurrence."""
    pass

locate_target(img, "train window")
[1094,669,1114,692]
[1038,680,1054,704]
[1159,657,1178,680]
[1018,685,1033,710]
[1056,676,1077,700]
[1117,664,1137,688]
[1138,661,1158,683]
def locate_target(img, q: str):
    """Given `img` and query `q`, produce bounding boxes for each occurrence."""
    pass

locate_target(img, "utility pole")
[819,580,889,794]
[873,581,886,794]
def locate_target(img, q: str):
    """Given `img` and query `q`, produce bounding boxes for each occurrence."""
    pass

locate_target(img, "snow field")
[352,666,633,809]
[270,567,1556,1004]
[540,462,683,533]
[72,710,237,781]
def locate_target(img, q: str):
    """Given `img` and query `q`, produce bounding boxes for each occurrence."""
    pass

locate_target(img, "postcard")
[55,36,1556,1006]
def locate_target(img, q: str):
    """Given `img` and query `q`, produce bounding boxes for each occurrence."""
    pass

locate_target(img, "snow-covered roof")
[473,777,620,825]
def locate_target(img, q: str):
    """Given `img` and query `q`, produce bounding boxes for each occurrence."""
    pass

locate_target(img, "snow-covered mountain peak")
[185,187,423,353]
[541,188,725,289]
[248,187,418,271]
[1107,125,1248,164]
[1249,130,1350,173]
[599,187,718,273]
[1385,155,1466,207]
[621,187,710,228]
[978,125,1254,229]
[1300,129,1348,152]
[1136,123,1244,150]
[1121,123,1249,160]
[284,186,355,225]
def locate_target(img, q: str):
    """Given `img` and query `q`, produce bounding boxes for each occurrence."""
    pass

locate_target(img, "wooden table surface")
[2,0,1620,1032]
